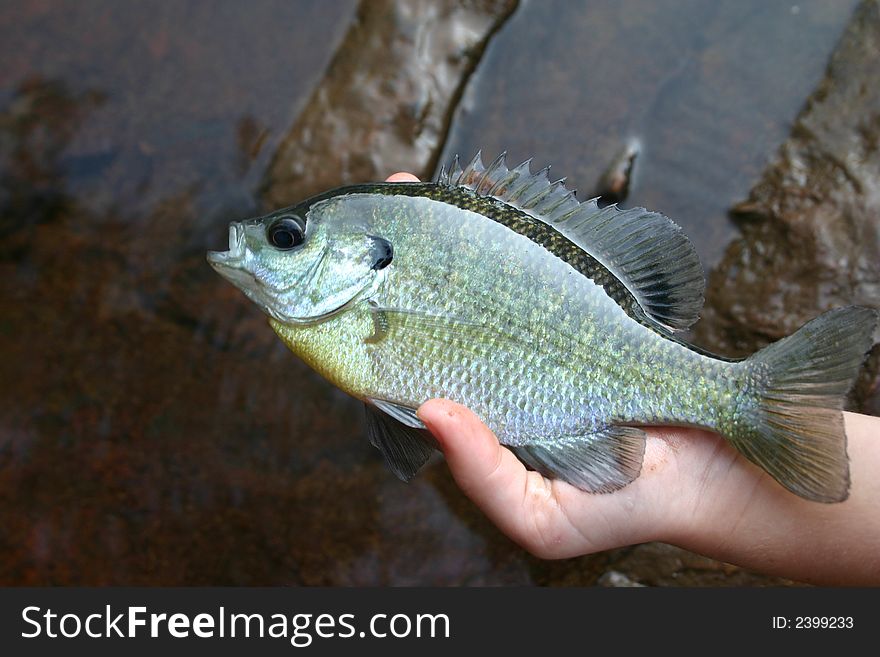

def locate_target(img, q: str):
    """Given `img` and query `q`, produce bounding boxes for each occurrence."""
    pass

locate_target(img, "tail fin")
[732,306,878,503]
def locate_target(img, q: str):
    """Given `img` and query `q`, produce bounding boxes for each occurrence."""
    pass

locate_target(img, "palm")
[419,398,767,558]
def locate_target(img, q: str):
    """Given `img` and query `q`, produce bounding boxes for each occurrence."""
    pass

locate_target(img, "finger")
[418,399,556,553]
[385,172,420,183]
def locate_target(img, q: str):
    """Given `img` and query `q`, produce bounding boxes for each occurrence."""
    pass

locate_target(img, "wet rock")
[263,0,518,207]
[0,0,356,221]
[596,139,640,206]
[694,0,880,412]
[597,570,645,588]
[438,0,859,267]
[0,78,105,240]
[601,544,802,587]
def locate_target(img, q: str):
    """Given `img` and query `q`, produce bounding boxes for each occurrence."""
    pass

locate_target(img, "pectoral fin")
[364,401,436,481]
[513,426,646,493]
[365,303,490,346]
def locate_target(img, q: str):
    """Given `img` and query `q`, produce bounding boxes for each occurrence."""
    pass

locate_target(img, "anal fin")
[513,426,646,493]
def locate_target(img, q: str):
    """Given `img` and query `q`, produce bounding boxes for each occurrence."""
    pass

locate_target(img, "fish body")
[270,188,736,441]
[208,153,878,503]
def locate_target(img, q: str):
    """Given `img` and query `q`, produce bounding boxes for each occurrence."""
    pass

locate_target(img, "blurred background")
[1,0,878,585]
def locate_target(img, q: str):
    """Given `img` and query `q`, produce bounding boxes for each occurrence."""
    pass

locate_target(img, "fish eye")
[267,215,305,250]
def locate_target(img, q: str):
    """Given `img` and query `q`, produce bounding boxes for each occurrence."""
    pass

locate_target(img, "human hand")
[385,172,421,183]
[384,172,880,584]
[416,398,725,558]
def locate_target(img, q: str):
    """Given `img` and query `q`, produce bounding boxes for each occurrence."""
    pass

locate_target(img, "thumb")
[386,172,420,183]
[418,399,539,544]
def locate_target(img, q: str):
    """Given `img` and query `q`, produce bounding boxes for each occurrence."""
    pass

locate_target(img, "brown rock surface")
[438,0,859,266]
[693,0,880,413]
[264,0,518,207]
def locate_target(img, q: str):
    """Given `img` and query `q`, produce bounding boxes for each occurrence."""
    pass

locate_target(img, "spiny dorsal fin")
[437,151,705,331]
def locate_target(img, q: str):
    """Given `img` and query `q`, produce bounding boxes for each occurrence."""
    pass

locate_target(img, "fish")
[207,152,878,503]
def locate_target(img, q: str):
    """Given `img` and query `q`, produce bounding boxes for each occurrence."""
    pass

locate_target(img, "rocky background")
[0,0,876,585]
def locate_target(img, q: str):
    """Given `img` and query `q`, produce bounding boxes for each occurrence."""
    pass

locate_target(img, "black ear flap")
[369,236,393,271]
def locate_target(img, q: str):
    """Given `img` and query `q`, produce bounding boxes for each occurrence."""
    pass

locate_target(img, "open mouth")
[206,222,262,293]
[207,222,245,270]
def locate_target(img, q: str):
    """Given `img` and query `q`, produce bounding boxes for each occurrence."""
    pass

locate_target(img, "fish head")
[207,196,393,324]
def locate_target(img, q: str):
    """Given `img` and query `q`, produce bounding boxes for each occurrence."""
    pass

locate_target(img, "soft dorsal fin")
[437,152,705,331]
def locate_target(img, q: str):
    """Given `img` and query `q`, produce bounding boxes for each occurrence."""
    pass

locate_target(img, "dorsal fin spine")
[435,151,706,331]
[476,152,508,194]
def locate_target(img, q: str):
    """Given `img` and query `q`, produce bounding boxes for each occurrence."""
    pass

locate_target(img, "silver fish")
[208,152,878,503]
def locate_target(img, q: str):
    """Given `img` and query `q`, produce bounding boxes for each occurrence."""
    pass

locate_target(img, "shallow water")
[0,0,863,585]
[440,0,860,267]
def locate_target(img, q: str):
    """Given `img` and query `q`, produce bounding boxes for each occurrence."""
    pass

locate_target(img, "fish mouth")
[207,222,266,299]
[207,222,246,271]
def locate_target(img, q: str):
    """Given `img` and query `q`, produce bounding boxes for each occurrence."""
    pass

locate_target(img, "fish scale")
[209,152,878,503]
[283,193,741,444]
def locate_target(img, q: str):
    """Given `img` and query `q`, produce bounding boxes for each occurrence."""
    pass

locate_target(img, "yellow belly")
[269,305,377,398]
